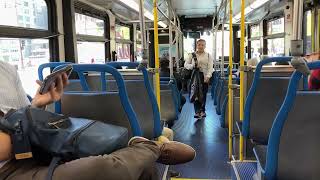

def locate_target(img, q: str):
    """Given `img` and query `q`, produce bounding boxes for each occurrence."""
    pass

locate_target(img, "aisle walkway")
[170,94,230,179]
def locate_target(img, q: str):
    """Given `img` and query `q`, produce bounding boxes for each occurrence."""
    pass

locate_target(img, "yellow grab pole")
[153,0,161,110]
[239,0,245,161]
[317,8,320,51]
[228,0,234,160]
[311,10,315,52]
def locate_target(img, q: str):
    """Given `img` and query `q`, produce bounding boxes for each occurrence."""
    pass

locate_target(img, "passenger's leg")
[7,142,160,180]
[201,83,209,112]
[194,101,201,117]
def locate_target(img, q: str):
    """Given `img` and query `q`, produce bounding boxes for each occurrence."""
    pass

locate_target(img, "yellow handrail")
[239,0,245,161]
[228,0,233,160]
[153,0,161,110]
[311,9,315,52]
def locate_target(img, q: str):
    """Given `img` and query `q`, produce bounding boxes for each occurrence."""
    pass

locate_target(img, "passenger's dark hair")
[197,39,206,44]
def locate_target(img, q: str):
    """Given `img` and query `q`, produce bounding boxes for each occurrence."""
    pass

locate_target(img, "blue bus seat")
[56,64,142,137]
[260,61,320,179]
[242,57,306,145]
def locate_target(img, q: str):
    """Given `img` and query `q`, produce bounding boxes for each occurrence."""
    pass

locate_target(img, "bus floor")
[169,93,230,180]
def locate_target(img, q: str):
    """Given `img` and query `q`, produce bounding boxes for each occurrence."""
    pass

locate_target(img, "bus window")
[267,17,285,56]
[77,42,105,64]
[75,13,104,36]
[116,25,131,62]
[136,43,142,62]
[251,40,261,58]
[0,0,48,30]
[304,10,312,54]
[75,13,106,64]
[0,0,50,96]
[268,38,285,57]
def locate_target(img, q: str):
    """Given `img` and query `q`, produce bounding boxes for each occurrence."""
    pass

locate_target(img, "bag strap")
[46,157,61,180]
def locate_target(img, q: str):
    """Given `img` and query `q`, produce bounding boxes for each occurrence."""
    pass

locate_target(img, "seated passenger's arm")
[0,131,12,161]
[184,54,194,70]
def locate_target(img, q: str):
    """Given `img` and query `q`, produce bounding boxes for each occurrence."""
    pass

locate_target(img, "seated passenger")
[0,61,195,180]
[306,52,320,90]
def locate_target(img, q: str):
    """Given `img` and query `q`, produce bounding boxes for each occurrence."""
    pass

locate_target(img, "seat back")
[242,57,307,144]
[265,61,320,180]
[277,92,320,179]
[106,62,162,138]
[61,92,132,137]
[57,64,142,136]
[249,77,292,144]
[160,85,179,122]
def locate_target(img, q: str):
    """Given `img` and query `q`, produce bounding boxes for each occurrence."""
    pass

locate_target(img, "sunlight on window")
[116,43,131,62]
[0,0,48,30]
[251,40,261,58]
[75,13,104,36]
[268,38,285,57]
[267,18,285,35]
[116,25,130,40]
[0,38,50,96]
[77,41,105,64]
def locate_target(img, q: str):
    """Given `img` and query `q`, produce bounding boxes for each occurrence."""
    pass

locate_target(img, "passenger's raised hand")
[31,73,69,108]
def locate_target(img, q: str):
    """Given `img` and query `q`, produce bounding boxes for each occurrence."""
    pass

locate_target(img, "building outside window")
[0,0,50,96]
[75,13,106,64]
[115,24,131,62]
[266,17,285,57]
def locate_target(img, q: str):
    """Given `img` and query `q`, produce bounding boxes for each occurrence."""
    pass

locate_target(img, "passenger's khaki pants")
[1,142,160,180]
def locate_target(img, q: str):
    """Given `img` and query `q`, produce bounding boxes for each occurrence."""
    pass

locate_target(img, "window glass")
[267,18,285,35]
[137,30,142,42]
[116,43,130,62]
[251,40,261,58]
[75,13,104,36]
[116,25,130,40]
[77,42,105,64]
[0,38,50,96]
[267,38,285,57]
[250,25,260,37]
[136,43,142,62]
[183,37,195,58]
[305,11,312,54]
[216,31,230,59]
[0,0,48,30]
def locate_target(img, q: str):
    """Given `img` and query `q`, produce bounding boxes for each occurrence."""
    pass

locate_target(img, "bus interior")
[0,0,320,179]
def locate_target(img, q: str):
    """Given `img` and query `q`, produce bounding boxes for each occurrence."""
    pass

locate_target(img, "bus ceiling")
[79,0,317,30]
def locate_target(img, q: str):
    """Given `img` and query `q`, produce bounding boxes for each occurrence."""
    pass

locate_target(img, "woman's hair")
[197,39,206,44]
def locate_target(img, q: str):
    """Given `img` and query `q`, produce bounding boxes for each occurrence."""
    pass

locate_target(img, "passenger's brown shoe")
[128,136,196,165]
[156,141,196,165]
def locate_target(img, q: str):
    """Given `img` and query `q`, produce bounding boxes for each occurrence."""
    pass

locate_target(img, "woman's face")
[197,41,206,53]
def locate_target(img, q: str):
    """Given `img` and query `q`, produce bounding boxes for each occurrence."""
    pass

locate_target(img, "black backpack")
[0,106,128,180]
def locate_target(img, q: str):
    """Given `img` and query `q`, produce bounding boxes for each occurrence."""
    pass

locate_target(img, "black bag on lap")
[0,106,128,180]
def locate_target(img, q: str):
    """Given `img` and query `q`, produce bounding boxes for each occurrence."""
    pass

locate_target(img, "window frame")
[249,24,261,40]
[115,21,133,62]
[264,16,286,56]
[74,6,110,62]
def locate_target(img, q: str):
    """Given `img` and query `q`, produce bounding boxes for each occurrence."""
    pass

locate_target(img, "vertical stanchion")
[228,0,234,160]
[153,0,161,110]
[239,0,245,161]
